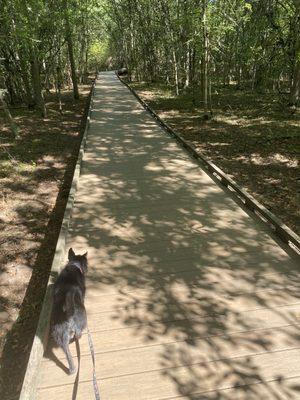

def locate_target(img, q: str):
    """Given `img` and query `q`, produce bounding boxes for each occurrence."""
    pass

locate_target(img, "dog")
[51,248,88,374]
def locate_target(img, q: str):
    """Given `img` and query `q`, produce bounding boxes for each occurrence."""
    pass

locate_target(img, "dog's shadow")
[44,338,70,375]
[44,338,81,399]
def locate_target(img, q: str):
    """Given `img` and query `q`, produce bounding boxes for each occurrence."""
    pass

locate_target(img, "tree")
[0,90,19,138]
[104,0,299,111]
[290,0,300,107]
[63,0,79,99]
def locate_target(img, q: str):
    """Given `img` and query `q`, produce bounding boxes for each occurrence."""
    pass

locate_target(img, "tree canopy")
[0,0,299,115]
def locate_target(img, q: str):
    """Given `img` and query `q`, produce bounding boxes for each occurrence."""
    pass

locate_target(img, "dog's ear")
[82,251,88,258]
[68,248,75,260]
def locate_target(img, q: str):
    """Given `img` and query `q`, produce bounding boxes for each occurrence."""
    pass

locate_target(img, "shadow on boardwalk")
[68,80,300,399]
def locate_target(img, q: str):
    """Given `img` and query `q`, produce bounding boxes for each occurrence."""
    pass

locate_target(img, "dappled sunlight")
[133,82,300,238]
[238,153,299,167]
[38,72,300,399]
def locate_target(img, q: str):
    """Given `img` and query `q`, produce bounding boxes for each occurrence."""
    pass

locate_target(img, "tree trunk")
[30,49,47,117]
[55,56,63,115]
[19,55,35,107]
[289,1,300,106]
[84,43,89,83]
[63,0,79,99]
[0,95,19,138]
[184,42,190,89]
[290,59,300,106]
[79,33,87,84]
[20,1,46,115]
[202,0,210,119]
[172,50,179,96]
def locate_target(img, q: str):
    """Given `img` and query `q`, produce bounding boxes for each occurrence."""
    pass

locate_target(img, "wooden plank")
[81,286,300,316]
[65,237,292,268]
[68,207,267,232]
[85,270,300,299]
[67,229,292,262]
[164,375,300,400]
[42,323,300,365]
[83,257,297,293]
[66,239,296,290]
[86,303,300,334]
[39,325,300,388]
[38,348,300,399]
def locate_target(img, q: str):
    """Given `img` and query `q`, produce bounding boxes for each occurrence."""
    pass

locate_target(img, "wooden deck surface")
[37,72,300,399]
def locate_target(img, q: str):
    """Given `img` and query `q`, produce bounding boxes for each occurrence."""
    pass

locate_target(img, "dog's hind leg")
[62,334,76,374]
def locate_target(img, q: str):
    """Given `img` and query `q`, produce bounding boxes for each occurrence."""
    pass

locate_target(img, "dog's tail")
[64,287,83,316]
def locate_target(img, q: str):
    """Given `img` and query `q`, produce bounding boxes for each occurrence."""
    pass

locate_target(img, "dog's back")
[52,265,85,317]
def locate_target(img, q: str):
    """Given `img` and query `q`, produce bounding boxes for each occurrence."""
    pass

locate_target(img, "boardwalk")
[37,72,300,399]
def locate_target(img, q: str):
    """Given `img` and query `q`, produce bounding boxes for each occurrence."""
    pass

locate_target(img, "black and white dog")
[51,248,88,374]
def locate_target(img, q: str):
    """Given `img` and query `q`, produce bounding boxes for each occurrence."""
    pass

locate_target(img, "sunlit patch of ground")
[132,82,300,235]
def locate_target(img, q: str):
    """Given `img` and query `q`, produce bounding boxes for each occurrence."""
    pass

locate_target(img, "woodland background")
[1,0,300,113]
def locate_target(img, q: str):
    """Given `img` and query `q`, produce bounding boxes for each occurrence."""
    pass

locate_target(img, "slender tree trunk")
[222,61,227,86]
[63,0,79,99]
[0,95,19,138]
[289,1,300,106]
[290,59,300,106]
[78,9,87,84]
[173,50,179,96]
[159,0,179,95]
[43,60,51,93]
[13,41,34,106]
[11,16,33,106]
[190,45,196,86]
[184,42,190,88]
[56,54,63,115]
[84,45,89,82]
[21,1,46,116]
[251,64,256,91]
[202,0,210,119]
[30,49,47,117]
[19,55,34,107]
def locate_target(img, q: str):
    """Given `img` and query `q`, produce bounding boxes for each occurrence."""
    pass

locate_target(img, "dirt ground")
[0,83,92,399]
[131,82,300,237]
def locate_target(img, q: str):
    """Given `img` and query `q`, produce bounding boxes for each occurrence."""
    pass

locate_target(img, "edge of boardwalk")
[116,72,300,255]
[18,78,97,400]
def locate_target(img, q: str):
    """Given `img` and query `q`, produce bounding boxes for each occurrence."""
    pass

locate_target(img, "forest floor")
[131,82,300,237]
[0,83,92,399]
